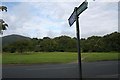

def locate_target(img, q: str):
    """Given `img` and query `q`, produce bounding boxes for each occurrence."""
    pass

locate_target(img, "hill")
[2,34,31,47]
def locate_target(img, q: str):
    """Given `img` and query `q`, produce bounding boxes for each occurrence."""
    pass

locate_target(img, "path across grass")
[2,52,119,64]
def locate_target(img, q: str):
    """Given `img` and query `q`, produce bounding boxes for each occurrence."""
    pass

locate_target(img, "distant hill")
[2,34,31,47]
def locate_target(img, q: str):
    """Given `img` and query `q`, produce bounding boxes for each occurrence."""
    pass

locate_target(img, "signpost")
[68,0,88,80]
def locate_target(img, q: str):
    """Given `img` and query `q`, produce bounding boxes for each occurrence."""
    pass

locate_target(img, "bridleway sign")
[68,0,88,26]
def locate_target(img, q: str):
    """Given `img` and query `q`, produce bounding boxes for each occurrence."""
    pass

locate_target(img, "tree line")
[3,32,120,53]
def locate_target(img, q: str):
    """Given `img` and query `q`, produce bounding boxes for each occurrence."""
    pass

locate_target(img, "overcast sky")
[1,0,118,38]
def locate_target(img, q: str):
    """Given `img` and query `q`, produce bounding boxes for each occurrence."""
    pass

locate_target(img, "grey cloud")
[2,2,118,38]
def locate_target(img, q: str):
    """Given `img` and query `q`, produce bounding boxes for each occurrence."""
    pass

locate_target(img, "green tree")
[8,40,32,53]
[103,32,120,52]
[54,36,76,52]
[40,38,57,52]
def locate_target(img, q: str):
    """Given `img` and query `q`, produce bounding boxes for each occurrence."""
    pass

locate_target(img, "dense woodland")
[3,32,120,53]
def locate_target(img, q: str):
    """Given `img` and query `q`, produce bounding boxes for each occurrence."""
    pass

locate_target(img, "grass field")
[82,52,119,62]
[2,52,119,64]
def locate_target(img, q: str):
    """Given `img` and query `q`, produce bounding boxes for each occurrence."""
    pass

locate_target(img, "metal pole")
[75,7,82,80]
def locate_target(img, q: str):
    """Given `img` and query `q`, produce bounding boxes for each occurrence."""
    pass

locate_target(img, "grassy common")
[2,52,119,64]
[82,52,119,62]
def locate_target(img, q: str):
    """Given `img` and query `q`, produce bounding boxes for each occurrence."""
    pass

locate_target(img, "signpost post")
[68,0,88,80]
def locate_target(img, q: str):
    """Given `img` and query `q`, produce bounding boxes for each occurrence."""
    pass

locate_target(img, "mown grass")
[2,52,119,64]
[81,52,119,62]
[2,52,78,64]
